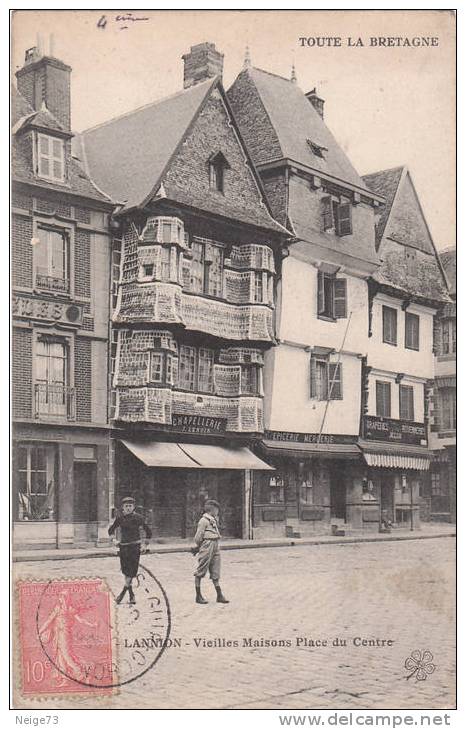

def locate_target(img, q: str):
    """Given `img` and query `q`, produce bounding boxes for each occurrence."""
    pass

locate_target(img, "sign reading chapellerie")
[172,414,227,434]
[363,416,427,445]
[263,430,357,444]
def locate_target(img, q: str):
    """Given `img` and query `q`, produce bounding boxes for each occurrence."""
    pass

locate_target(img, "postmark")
[16,564,171,699]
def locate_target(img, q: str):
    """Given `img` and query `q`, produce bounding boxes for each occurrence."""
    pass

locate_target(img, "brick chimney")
[182,42,224,89]
[16,46,72,130]
[305,88,325,120]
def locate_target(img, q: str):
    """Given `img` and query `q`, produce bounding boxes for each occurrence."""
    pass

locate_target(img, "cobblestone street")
[14,538,455,710]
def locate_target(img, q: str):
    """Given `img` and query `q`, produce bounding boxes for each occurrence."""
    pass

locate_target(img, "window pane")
[198,348,214,392]
[52,160,63,180]
[162,223,172,243]
[161,247,170,281]
[376,381,391,417]
[150,352,163,382]
[39,136,49,154]
[30,446,47,472]
[35,230,49,274]
[316,360,328,400]
[52,139,63,158]
[179,345,196,391]
[254,272,263,303]
[207,246,223,297]
[190,242,204,292]
[39,158,50,177]
[18,446,28,471]
[383,306,397,345]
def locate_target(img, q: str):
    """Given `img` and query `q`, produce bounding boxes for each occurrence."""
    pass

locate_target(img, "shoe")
[116,588,127,604]
[196,594,208,604]
[128,587,136,605]
[216,593,229,604]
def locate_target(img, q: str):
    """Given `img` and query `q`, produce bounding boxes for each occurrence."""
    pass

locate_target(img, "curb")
[12,531,456,563]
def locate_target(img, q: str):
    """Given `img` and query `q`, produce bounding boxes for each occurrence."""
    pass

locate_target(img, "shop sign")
[171,414,227,434]
[263,430,357,444]
[12,295,83,326]
[363,416,427,445]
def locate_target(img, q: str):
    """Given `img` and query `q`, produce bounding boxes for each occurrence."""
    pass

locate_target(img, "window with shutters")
[321,197,352,236]
[405,312,420,350]
[399,384,414,421]
[376,381,391,417]
[36,134,65,182]
[317,272,347,320]
[310,356,343,400]
[440,319,456,355]
[188,238,224,297]
[382,306,397,345]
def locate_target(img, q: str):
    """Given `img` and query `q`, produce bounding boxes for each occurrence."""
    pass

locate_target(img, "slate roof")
[228,67,373,193]
[362,166,404,248]
[439,247,456,295]
[79,76,286,233]
[363,166,449,303]
[12,86,112,204]
[80,79,216,209]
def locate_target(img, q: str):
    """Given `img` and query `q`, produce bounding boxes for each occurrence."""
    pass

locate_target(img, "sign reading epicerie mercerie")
[363,416,427,445]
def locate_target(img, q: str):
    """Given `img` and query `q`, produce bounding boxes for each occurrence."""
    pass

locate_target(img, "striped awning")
[359,440,432,471]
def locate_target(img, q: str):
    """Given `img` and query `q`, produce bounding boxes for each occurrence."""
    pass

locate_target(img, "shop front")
[253,431,364,538]
[359,416,433,530]
[12,423,111,549]
[114,428,273,541]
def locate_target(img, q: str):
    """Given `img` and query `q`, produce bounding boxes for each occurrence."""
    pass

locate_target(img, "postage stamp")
[15,565,171,701]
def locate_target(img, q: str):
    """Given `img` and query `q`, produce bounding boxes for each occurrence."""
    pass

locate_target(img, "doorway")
[73,461,98,543]
[152,470,186,538]
[330,480,346,521]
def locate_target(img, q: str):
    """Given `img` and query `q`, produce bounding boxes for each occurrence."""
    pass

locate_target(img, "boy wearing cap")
[193,499,229,605]
[108,496,152,605]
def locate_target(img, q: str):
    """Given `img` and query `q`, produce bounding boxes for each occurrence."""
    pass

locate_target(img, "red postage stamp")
[17,578,114,697]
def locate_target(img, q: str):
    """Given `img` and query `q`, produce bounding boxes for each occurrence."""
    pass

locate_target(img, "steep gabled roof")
[228,67,372,193]
[363,166,450,302]
[80,78,216,210]
[362,166,404,248]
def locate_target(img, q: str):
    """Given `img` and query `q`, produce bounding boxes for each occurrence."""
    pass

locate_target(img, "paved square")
[13,538,455,709]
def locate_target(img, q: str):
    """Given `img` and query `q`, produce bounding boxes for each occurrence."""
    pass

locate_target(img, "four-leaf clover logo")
[405,650,436,681]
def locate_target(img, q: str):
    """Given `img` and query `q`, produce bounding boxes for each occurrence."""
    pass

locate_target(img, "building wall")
[368,293,435,380]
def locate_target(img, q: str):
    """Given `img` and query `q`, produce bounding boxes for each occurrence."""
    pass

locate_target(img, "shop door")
[330,480,346,520]
[217,471,242,538]
[73,462,98,542]
[380,474,395,522]
[153,471,186,538]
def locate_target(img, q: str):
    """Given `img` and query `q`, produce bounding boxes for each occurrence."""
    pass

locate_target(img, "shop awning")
[178,443,274,470]
[121,440,273,470]
[261,440,361,460]
[358,440,432,471]
[121,440,201,468]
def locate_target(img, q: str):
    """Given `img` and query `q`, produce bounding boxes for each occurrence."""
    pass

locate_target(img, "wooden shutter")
[310,356,317,398]
[328,363,342,400]
[432,316,441,356]
[405,313,419,350]
[317,271,325,315]
[383,306,397,345]
[321,196,333,231]
[376,381,391,417]
[333,278,347,318]
[336,202,352,236]
[399,385,414,421]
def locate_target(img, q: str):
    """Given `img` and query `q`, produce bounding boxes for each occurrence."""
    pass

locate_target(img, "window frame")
[36,133,65,183]
[34,335,70,418]
[34,225,71,294]
[399,384,415,421]
[440,319,456,355]
[317,271,347,320]
[382,305,398,346]
[405,312,420,351]
[310,356,343,401]
[178,344,214,394]
[188,238,224,298]
[208,152,229,194]
[16,444,57,522]
[376,380,392,418]
[438,387,456,431]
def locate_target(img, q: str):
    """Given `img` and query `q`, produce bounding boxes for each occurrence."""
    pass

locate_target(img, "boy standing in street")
[193,499,229,605]
[108,496,152,605]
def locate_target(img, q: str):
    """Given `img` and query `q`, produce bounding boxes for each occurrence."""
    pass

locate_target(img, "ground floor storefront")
[12,423,111,549]
[250,433,432,538]
[423,446,456,523]
[114,432,272,541]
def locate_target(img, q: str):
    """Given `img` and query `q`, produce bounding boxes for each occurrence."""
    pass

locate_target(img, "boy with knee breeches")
[193,499,229,605]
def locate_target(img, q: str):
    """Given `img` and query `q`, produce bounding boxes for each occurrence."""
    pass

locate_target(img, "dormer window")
[322,196,352,236]
[36,134,65,182]
[208,152,229,193]
[307,139,327,159]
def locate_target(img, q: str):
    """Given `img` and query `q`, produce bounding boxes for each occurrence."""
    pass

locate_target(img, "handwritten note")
[97,13,150,31]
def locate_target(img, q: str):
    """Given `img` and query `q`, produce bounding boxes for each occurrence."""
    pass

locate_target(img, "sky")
[11,9,456,251]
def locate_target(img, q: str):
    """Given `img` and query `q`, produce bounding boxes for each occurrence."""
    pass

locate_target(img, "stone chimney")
[305,88,325,120]
[16,46,72,130]
[182,42,224,89]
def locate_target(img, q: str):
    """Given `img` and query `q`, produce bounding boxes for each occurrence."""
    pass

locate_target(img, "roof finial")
[243,44,251,70]
[291,55,297,84]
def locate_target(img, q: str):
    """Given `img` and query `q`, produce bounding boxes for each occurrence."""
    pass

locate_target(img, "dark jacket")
[108,512,152,544]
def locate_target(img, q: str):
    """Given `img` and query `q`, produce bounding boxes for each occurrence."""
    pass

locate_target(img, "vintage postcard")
[11,9,456,713]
